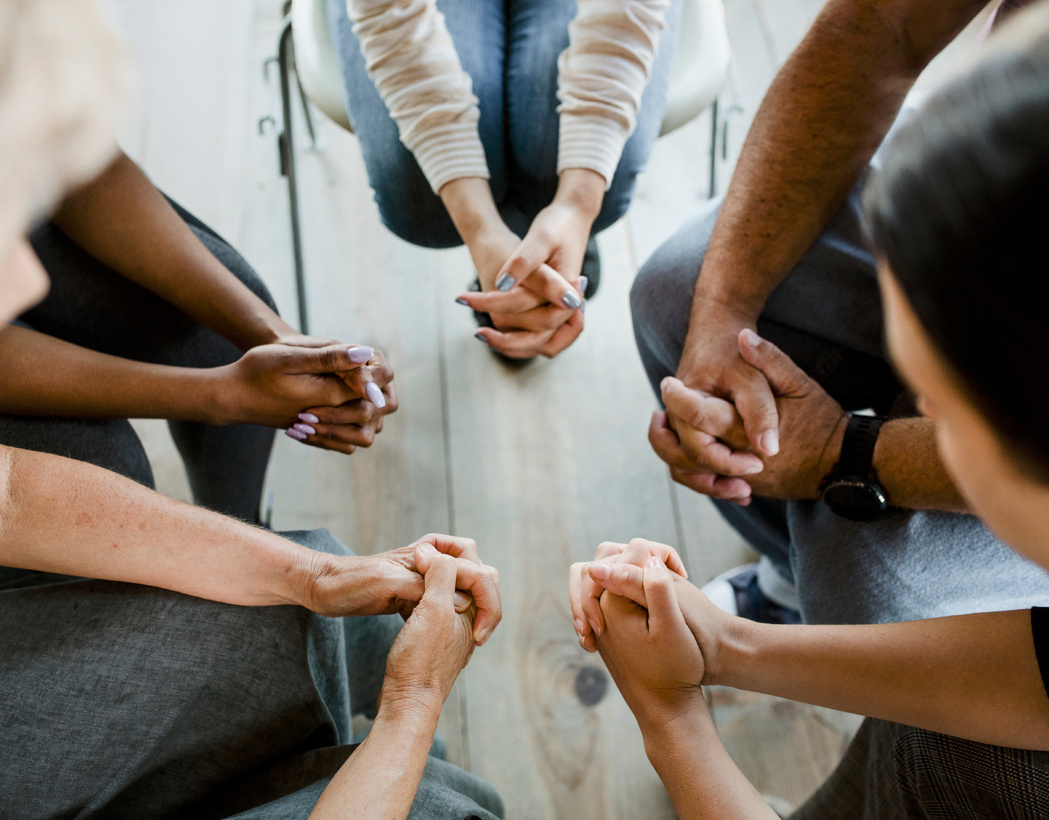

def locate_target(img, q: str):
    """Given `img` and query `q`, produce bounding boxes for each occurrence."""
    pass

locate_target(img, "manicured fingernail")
[349,346,374,364]
[744,462,764,476]
[740,328,761,348]
[474,331,490,347]
[760,430,780,456]
[455,297,469,306]
[285,428,307,441]
[588,562,610,581]
[496,273,514,292]
[647,556,663,569]
[588,618,601,637]
[298,413,320,424]
[562,290,582,310]
[293,423,316,436]
[574,618,584,636]
[454,591,471,608]
[364,382,386,409]
[578,276,589,294]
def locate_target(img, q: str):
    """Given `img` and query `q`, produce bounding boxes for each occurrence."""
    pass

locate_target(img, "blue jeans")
[326,0,681,247]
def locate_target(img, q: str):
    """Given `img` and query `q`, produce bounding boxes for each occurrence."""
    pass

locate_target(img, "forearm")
[52,152,293,351]
[0,325,219,423]
[690,0,983,321]
[557,0,669,186]
[308,701,440,820]
[350,0,488,194]
[0,445,325,606]
[640,704,777,820]
[711,609,1049,750]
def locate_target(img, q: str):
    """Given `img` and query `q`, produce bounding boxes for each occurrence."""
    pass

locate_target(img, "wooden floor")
[107,0,861,815]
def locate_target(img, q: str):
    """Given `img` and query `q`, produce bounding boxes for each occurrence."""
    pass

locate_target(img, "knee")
[361,149,462,249]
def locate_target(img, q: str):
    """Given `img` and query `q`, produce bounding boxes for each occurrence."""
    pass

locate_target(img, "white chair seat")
[292,0,731,138]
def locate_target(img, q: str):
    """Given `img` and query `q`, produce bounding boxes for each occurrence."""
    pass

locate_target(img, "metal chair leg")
[278,19,310,334]
[708,96,720,199]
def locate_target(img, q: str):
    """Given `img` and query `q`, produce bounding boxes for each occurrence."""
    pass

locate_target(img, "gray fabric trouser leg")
[0,529,503,820]
[629,193,1049,817]
[2,199,276,522]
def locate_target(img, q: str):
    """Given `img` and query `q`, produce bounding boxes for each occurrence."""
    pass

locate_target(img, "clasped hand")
[213,335,399,454]
[652,325,847,504]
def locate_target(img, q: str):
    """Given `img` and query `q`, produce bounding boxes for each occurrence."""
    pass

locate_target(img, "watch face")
[822,479,888,521]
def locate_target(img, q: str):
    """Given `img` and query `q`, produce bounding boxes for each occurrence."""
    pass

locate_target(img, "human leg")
[24,205,275,521]
[789,718,1049,820]
[501,0,682,235]
[324,0,507,248]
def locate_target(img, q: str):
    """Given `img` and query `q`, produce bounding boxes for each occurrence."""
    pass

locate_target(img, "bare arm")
[309,556,482,819]
[707,605,1049,751]
[582,552,1049,752]
[666,0,989,466]
[51,151,298,351]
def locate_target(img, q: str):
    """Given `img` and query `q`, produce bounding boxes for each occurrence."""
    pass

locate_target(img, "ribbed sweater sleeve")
[557,0,670,188]
[347,0,489,193]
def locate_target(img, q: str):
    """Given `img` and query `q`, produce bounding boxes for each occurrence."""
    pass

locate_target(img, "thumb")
[496,232,550,292]
[737,330,810,397]
[418,554,458,611]
[289,344,374,375]
[588,562,647,608]
[642,557,682,636]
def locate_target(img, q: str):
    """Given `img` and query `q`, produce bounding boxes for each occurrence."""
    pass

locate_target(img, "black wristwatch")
[819,414,889,521]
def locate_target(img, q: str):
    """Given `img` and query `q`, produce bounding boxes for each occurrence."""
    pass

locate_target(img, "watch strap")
[837,414,887,479]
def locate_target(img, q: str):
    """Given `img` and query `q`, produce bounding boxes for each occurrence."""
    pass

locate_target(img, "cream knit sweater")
[347,0,670,193]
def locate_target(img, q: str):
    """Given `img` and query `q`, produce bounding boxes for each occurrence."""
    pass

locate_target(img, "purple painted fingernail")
[455,297,469,306]
[285,428,307,441]
[474,331,490,347]
[578,276,589,294]
[562,290,582,310]
[495,273,514,292]
[349,346,374,364]
[293,423,316,436]
[364,381,386,409]
[298,413,320,424]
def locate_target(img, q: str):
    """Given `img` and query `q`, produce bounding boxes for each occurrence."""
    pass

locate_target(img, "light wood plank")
[439,223,681,819]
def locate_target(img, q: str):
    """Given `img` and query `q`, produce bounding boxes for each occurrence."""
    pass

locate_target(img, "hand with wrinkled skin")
[299,533,502,647]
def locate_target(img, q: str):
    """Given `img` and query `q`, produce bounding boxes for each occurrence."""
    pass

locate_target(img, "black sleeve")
[1031,607,1049,699]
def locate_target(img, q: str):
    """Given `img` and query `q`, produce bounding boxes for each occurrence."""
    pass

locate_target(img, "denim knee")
[363,154,463,249]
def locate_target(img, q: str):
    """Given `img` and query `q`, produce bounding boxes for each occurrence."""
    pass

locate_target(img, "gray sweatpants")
[630,193,1049,816]
[0,530,503,819]
[4,201,276,522]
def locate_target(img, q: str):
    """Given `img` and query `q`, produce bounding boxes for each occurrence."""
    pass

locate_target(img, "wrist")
[378,684,445,733]
[439,177,504,245]
[815,413,850,489]
[554,168,605,224]
[636,690,712,750]
[704,615,758,688]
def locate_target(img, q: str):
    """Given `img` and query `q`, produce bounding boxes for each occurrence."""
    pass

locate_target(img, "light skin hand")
[379,554,479,718]
[595,558,707,728]
[569,538,687,652]
[653,330,847,502]
[300,533,501,647]
[451,170,601,358]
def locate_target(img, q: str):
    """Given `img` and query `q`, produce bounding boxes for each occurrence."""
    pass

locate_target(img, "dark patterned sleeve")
[1032,607,1049,699]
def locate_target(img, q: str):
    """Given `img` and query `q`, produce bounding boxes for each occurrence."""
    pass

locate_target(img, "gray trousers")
[630,194,1049,816]
[4,201,276,522]
[0,531,503,820]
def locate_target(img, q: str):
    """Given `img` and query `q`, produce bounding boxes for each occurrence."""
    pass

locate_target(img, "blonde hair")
[0,0,131,249]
